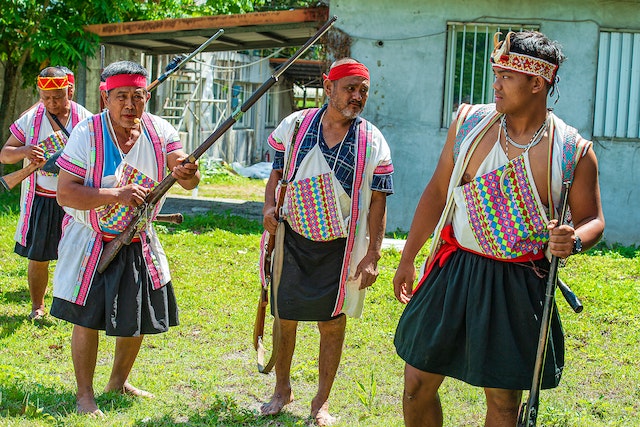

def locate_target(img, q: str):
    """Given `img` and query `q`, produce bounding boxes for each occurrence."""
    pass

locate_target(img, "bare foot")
[311,401,336,426]
[29,308,46,320]
[76,394,104,417]
[105,381,155,398]
[260,388,294,416]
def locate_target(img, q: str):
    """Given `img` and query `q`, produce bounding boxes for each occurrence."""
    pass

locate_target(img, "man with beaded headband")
[50,60,200,416]
[260,58,393,425]
[393,31,604,426]
[0,66,92,320]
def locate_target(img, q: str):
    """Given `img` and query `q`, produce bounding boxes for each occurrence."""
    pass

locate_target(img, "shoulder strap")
[453,104,497,162]
[284,108,320,182]
[30,104,47,146]
[140,112,166,181]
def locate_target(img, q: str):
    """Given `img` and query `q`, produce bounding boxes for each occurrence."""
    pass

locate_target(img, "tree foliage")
[0,0,285,145]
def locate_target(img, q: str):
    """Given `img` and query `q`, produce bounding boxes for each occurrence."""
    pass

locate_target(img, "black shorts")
[51,242,178,336]
[14,195,64,261]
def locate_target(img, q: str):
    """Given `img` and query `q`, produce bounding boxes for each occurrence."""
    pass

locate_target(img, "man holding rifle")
[0,66,92,320]
[50,61,199,416]
[393,31,604,426]
[261,58,393,425]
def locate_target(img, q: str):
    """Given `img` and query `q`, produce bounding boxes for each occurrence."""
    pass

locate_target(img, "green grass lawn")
[0,184,639,426]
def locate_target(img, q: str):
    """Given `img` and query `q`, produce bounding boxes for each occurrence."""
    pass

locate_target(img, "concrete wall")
[331,0,640,245]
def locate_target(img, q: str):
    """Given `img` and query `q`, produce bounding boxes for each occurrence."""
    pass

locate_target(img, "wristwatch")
[571,235,582,255]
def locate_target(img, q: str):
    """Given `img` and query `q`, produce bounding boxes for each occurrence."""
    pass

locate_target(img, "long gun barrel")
[146,29,224,92]
[517,180,572,427]
[96,16,338,274]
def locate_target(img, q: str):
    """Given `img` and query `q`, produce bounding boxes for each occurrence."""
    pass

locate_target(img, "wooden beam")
[85,7,329,37]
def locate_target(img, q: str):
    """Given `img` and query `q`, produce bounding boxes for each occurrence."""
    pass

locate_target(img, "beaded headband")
[37,76,69,91]
[490,31,558,84]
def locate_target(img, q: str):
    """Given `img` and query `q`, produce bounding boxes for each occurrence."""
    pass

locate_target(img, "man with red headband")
[261,58,393,425]
[0,66,92,320]
[393,31,604,426]
[50,60,200,416]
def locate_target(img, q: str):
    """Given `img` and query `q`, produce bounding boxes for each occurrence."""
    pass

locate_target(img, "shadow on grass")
[0,382,77,420]
[1,288,30,304]
[0,386,138,423]
[130,394,309,427]
[0,312,59,338]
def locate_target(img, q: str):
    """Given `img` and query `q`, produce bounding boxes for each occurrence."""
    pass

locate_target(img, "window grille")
[442,22,538,128]
[593,31,640,139]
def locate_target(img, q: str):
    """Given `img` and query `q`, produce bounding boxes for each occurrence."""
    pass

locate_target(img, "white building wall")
[331,0,640,245]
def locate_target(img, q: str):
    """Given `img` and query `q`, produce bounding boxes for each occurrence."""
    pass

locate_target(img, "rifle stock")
[517,181,572,427]
[155,213,183,224]
[96,16,338,274]
[0,161,41,192]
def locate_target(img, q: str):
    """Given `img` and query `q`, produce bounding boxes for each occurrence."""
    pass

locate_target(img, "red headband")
[66,73,75,84]
[323,63,370,82]
[105,74,147,91]
[37,76,69,90]
[99,82,107,91]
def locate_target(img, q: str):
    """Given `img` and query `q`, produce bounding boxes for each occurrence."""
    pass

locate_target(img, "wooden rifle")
[0,161,42,192]
[253,111,302,373]
[253,179,288,373]
[96,15,338,274]
[517,180,572,427]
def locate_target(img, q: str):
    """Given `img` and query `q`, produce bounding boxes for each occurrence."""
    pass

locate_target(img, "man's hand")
[393,259,416,304]
[263,205,278,235]
[353,251,380,290]
[547,219,576,259]
[116,183,150,207]
[24,145,46,163]
[171,159,199,181]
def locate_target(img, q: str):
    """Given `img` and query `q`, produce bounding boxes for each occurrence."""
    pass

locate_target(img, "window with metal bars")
[593,31,640,140]
[442,22,539,128]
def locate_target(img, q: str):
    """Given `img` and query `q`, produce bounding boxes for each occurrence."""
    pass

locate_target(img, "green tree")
[0,0,264,147]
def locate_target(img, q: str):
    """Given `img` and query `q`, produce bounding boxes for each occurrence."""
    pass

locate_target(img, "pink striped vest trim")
[284,108,319,181]
[17,104,46,246]
[73,112,167,305]
[333,119,371,316]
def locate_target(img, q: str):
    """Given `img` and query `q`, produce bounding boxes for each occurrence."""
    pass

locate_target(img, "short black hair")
[101,60,148,81]
[508,31,566,68]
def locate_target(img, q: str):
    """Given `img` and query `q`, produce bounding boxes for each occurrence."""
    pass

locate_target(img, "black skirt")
[272,221,347,321]
[394,249,564,390]
[14,195,64,261]
[51,242,178,336]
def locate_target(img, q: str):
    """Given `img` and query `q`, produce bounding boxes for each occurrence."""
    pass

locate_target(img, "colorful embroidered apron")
[461,154,548,258]
[94,162,159,233]
[37,130,67,177]
[284,142,350,242]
